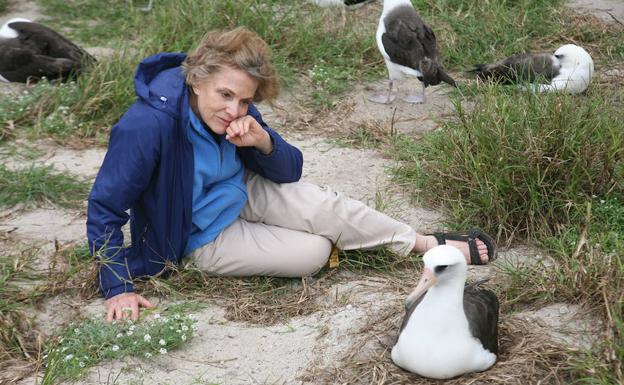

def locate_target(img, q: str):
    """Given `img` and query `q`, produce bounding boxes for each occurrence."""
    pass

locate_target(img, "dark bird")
[392,245,499,379]
[0,18,96,83]
[470,44,594,94]
[370,0,456,104]
[309,0,374,8]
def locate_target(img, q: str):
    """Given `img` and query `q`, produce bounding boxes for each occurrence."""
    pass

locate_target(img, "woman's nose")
[225,100,241,118]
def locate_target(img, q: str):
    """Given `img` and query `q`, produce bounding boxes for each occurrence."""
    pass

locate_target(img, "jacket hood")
[134,52,188,118]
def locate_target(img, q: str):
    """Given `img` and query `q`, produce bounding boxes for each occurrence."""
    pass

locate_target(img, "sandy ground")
[0,0,616,384]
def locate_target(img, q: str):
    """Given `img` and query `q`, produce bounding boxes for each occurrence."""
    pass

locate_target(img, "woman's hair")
[182,27,279,103]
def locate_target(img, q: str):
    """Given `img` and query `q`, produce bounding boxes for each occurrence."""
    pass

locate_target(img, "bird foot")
[368,93,396,104]
[401,94,425,104]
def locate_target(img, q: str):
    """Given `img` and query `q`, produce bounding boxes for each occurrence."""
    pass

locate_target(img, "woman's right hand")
[105,292,155,322]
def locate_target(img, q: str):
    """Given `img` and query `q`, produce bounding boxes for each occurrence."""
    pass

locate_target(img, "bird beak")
[405,267,437,309]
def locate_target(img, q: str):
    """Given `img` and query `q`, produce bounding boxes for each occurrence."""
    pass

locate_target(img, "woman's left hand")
[225,115,273,154]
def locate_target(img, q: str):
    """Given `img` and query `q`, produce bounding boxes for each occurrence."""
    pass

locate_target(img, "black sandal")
[428,229,497,265]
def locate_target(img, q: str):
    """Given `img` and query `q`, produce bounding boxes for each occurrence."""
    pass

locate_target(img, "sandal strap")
[430,229,491,265]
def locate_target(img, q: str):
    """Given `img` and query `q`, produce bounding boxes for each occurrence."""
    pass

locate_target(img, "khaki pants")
[188,172,416,277]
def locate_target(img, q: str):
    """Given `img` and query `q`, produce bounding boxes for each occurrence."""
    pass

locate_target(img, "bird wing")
[381,6,429,70]
[472,53,558,83]
[463,283,499,354]
[0,46,34,71]
[0,46,75,82]
[9,21,95,65]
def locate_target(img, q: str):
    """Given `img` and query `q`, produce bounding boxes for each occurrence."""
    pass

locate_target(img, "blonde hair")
[182,27,279,103]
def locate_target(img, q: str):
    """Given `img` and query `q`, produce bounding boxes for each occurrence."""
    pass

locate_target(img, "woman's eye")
[221,92,231,99]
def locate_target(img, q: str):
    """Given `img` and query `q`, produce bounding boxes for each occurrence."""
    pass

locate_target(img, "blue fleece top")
[185,108,247,255]
[87,52,303,299]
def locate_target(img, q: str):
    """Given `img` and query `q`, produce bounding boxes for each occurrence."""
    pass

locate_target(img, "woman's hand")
[105,292,155,322]
[225,115,273,154]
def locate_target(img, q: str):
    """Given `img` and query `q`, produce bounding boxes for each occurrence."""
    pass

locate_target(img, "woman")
[87,27,496,322]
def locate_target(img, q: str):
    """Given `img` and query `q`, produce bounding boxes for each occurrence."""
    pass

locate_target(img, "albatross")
[370,0,456,104]
[470,44,594,94]
[392,245,499,379]
[0,18,96,83]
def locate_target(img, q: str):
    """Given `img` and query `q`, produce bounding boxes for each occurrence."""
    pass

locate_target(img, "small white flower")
[176,329,181,333]
[116,333,123,338]
[159,348,167,354]
[154,313,161,319]
[74,328,80,334]
[159,339,166,346]
[63,354,74,361]
[129,325,136,331]
[143,334,151,342]
[181,334,187,341]
[126,330,133,336]
[112,345,120,352]
[181,325,189,332]
[61,347,68,352]
[145,352,152,358]
[174,314,180,320]
[79,361,85,368]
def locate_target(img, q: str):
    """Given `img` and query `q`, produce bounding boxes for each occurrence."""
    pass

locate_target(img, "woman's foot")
[413,234,490,264]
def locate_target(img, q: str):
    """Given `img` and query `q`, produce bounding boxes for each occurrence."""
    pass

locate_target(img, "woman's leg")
[189,218,332,276]
[240,172,416,256]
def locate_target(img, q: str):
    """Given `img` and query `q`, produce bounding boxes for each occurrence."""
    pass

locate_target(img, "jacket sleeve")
[237,104,303,183]
[87,103,161,299]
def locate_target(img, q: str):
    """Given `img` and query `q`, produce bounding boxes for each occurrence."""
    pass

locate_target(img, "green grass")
[412,0,624,69]
[41,303,199,384]
[0,164,91,209]
[392,84,623,241]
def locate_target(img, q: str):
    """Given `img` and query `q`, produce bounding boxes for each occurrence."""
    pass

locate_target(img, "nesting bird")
[0,18,95,83]
[308,0,374,8]
[392,245,499,379]
[470,44,594,94]
[370,0,456,104]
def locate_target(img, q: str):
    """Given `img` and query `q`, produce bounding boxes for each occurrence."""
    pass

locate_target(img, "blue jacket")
[87,52,303,299]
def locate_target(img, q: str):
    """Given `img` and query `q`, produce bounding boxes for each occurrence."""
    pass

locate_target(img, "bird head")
[554,44,594,72]
[405,245,467,309]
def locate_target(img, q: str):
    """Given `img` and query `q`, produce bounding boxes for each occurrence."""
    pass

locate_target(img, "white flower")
[116,333,123,338]
[126,330,133,336]
[181,334,187,341]
[79,361,85,368]
[61,347,68,352]
[154,313,161,319]
[181,325,189,332]
[176,329,181,333]
[159,339,166,346]
[159,348,167,354]
[174,314,180,320]
[112,345,120,352]
[143,334,151,342]
[63,354,74,361]
[129,325,136,331]
[74,328,80,334]
[145,352,152,358]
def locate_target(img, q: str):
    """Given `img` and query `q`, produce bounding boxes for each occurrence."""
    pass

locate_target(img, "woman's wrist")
[256,131,273,155]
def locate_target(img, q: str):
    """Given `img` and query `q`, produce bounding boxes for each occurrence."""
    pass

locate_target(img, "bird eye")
[555,54,563,59]
[434,265,448,273]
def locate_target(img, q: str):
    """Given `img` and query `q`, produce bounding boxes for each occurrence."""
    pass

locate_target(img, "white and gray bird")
[370,0,456,104]
[0,18,95,83]
[392,245,499,380]
[471,44,594,94]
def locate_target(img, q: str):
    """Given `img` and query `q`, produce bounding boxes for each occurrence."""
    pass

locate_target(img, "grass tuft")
[0,164,91,209]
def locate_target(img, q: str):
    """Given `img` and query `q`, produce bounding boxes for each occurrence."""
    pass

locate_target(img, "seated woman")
[87,27,496,322]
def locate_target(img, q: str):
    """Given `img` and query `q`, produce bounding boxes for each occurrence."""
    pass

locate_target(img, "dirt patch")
[567,0,624,25]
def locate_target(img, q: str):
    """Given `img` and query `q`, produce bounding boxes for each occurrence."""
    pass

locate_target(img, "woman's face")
[191,67,259,135]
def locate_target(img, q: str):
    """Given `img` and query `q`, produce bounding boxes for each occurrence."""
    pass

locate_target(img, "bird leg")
[368,80,396,104]
[401,81,426,104]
